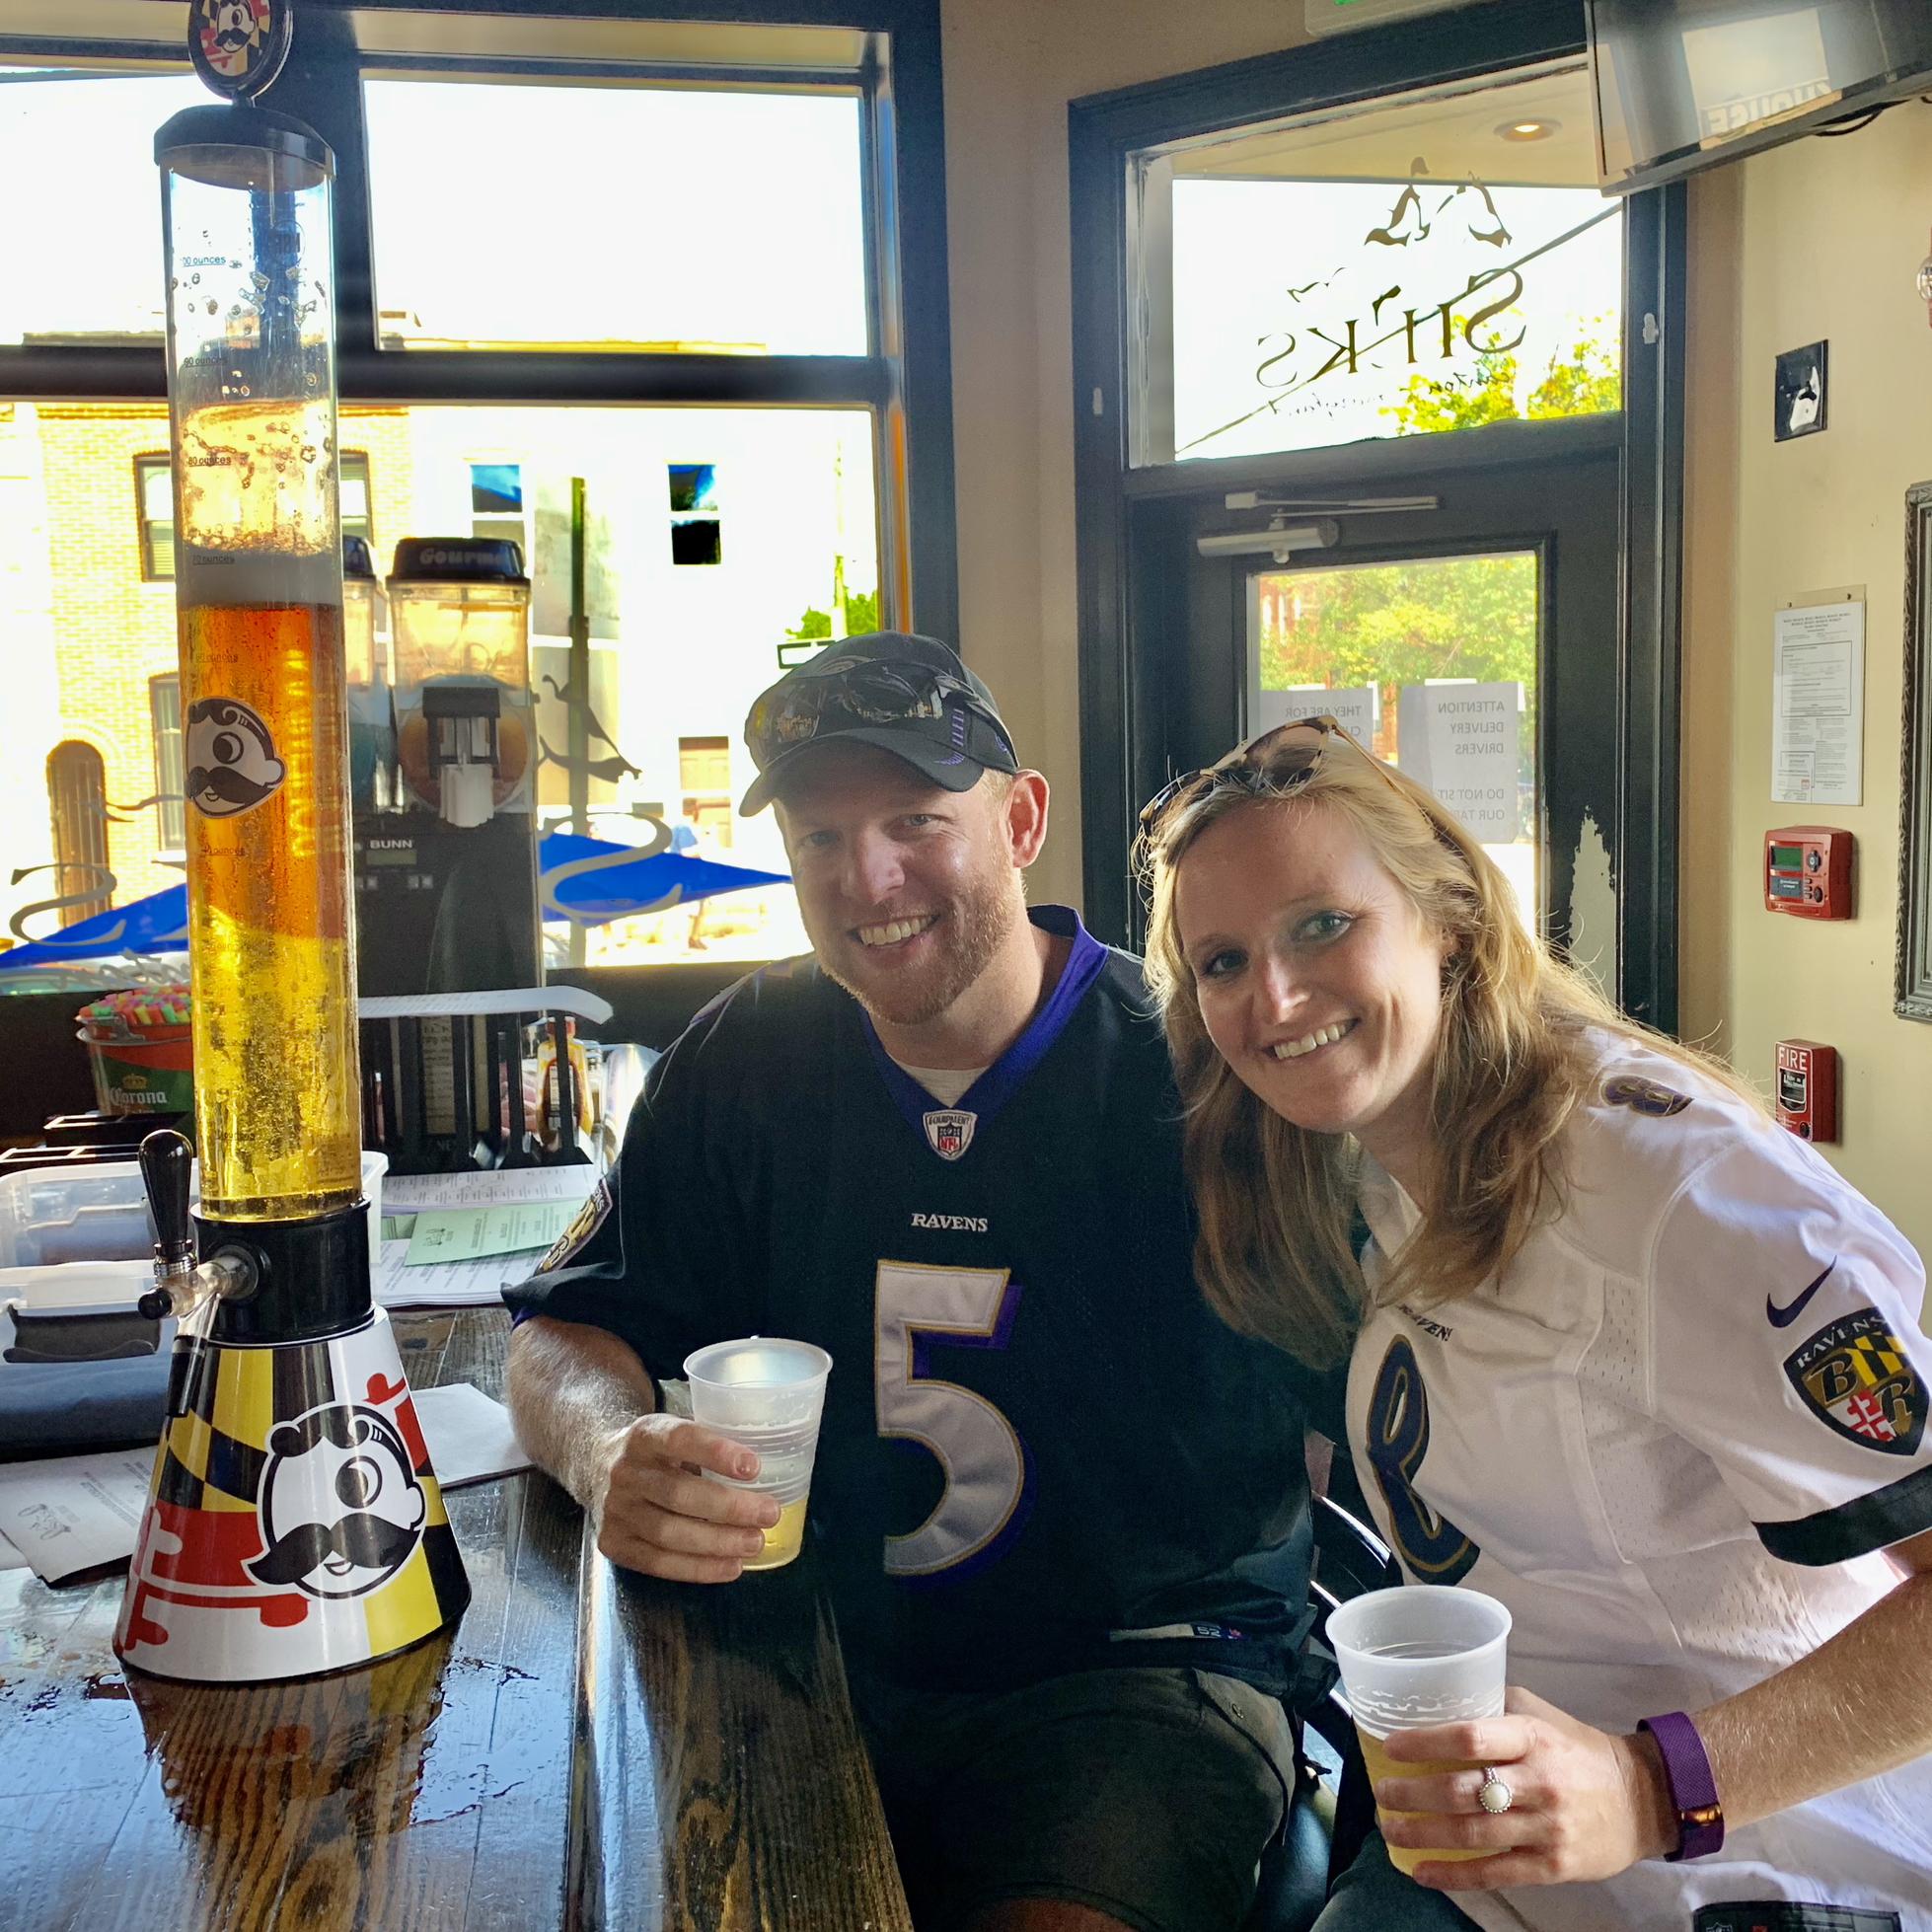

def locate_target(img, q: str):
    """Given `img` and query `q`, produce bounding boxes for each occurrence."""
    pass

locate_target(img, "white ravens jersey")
[1346,1031,1932,1930]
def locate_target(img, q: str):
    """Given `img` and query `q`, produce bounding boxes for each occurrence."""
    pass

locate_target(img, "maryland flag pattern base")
[113,1310,471,1683]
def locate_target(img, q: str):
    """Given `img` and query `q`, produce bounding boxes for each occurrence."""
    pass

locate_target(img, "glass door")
[1073,15,1685,1027]
[1142,444,1621,984]
[1250,548,1543,938]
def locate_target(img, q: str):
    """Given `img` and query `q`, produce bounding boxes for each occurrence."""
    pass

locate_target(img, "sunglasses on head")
[746,659,1009,773]
[1139,714,1403,838]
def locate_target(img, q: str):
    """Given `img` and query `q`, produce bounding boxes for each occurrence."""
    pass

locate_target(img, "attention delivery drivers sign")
[1395,682,1524,844]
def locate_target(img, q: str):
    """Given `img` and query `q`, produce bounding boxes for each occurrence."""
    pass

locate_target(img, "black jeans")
[1314,1830,1484,1931]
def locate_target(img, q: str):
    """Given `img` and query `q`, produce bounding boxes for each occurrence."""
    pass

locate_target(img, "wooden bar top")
[0,1310,911,1931]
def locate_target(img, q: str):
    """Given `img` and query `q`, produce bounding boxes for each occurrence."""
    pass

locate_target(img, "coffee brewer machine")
[113,38,468,1683]
[352,538,542,995]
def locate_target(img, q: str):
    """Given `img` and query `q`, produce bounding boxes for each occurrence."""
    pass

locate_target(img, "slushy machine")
[351,538,543,997]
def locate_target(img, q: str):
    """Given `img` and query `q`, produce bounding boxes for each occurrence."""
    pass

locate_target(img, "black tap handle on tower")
[138,1129,195,1319]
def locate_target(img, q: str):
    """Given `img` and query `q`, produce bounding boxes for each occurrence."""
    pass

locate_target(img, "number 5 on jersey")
[1365,1336,1481,1586]
[875,1262,1028,1578]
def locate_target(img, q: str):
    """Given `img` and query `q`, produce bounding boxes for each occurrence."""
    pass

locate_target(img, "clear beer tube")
[157,108,359,1221]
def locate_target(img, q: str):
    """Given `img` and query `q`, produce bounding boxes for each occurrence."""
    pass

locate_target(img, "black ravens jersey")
[507,907,1315,1694]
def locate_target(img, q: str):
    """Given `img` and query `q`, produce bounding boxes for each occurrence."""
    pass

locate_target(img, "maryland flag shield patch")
[537,1176,614,1274]
[1784,1307,1926,1457]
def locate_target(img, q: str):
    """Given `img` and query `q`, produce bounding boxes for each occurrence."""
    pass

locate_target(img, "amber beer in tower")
[181,592,360,1218]
[157,90,362,1222]
[174,383,358,1223]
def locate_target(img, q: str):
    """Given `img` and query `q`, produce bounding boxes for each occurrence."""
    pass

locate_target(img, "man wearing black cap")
[507,634,1320,1932]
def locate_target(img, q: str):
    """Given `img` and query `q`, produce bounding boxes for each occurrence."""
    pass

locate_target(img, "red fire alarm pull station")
[1776,1040,1839,1143]
[1764,827,1853,919]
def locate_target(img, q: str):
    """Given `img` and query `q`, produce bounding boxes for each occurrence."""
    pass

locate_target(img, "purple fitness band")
[1638,1711,1725,1861]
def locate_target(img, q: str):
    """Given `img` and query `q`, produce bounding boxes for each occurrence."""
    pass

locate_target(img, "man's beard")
[816,867,1022,1030]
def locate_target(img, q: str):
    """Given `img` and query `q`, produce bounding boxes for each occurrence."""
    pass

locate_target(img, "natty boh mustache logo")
[199,0,264,62]
[186,697,286,819]
[247,1403,427,1600]
[248,1510,423,1587]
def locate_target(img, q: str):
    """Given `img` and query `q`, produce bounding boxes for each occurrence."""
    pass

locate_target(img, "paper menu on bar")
[0,1449,157,1584]
[374,1240,528,1310]
[0,1383,531,1586]
[403,1199,579,1266]
[382,1166,599,1211]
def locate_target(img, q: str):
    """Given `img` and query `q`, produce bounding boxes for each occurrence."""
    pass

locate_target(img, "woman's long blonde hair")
[1140,731,1757,1370]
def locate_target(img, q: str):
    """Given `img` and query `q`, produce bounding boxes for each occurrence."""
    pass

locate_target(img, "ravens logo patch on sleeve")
[537,1176,614,1274]
[1784,1307,1926,1457]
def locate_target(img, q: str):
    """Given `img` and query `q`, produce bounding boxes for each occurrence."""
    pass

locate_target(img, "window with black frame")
[0,9,951,971]
[148,674,185,854]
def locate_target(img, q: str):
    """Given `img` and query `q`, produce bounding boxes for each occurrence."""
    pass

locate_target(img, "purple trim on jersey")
[908,1283,1024,1385]
[860,906,1109,1151]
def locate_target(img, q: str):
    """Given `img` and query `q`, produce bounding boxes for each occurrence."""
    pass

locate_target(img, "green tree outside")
[1382,322,1621,435]
[786,586,880,641]
[1260,324,1620,790]
[1256,553,1538,787]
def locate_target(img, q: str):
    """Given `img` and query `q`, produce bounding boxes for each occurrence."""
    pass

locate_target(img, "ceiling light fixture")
[1496,118,1559,141]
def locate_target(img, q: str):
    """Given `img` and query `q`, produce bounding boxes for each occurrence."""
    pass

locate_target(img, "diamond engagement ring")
[1477,1770,1514,1815]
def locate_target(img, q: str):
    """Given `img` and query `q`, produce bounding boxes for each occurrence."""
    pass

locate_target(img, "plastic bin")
[0,1152,390,1453]
[0,1151,388,1269]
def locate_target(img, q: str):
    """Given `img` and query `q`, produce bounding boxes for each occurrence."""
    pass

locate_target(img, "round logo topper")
[188,0,294,102]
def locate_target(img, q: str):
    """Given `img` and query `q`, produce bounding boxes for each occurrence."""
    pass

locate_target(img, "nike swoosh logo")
[1767,1259,1836,1328]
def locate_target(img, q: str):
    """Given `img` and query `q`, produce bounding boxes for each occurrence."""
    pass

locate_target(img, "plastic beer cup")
[1325,1585,1513,1875]
[683,1337,831,1572]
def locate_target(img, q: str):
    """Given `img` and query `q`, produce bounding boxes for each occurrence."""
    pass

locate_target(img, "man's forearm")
[506,1314,660,1512]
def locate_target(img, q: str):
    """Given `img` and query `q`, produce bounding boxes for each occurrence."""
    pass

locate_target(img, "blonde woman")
[1140,717,1932,1932]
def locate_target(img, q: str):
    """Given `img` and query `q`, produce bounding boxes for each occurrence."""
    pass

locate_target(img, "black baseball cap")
[739,632,1019,815]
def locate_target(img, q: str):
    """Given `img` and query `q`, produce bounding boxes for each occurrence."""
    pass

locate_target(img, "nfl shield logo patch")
[923,1109,977,1161]
[1784,1306,1926,1456]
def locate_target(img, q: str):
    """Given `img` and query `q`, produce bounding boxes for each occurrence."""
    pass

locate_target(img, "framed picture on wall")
[1896,481,1932,1019]
[1774,342,1828,442]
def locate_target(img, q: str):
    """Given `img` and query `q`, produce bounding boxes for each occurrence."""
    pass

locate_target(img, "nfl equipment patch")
[1784,1306,1926,1457]
[537,1177,614,1274]
[923,1108,977,1161]
[1694,1905,1900,1932]
[1601,1074,1692,1118]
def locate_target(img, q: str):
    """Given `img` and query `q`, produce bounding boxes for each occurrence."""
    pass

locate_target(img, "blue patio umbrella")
[537,833,790,925]
[0,833,790,973]
[0,883,189,970]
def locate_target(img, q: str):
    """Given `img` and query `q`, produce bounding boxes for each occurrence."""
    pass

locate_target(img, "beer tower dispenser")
[114,22,469,1682]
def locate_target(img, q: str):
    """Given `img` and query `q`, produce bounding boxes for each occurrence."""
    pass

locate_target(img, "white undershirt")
[890,1060,987,1108]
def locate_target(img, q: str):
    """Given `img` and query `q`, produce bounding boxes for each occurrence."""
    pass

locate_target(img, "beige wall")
[1679,101,1932,1255]
[939,0,1311,908]
[940,8,1932,1246]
